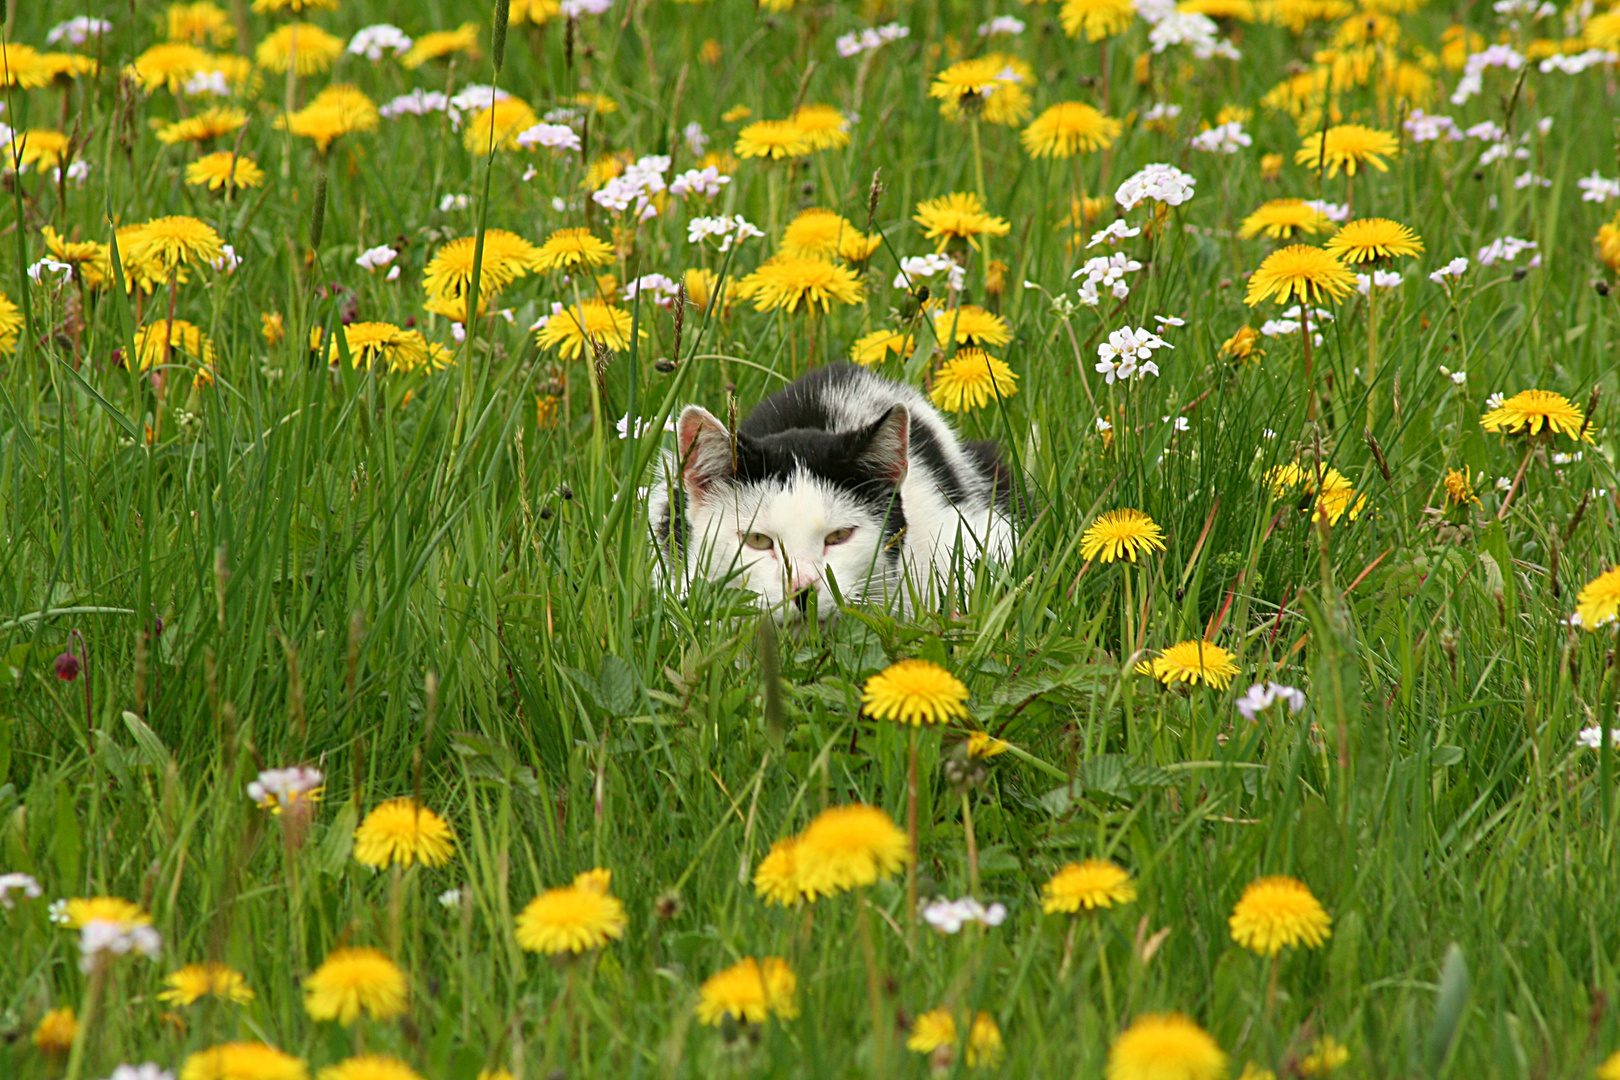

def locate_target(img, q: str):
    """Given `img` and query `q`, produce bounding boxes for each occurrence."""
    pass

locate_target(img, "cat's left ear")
[676,404,734,500]
[857,405,909,484]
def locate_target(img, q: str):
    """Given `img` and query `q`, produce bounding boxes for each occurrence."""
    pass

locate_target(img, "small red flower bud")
[54,652,80,681]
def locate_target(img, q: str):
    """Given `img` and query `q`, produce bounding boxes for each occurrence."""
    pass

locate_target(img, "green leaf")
[1424,942,1470,1076]
[597,655,639,717]
[122,711,172,770]
[56,357,141,440]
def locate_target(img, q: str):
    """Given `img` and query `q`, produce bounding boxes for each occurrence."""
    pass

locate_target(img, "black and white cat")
[650,363,1019,620]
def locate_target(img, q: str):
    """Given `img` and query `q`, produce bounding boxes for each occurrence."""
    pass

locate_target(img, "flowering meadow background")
[4,0,1620,1077]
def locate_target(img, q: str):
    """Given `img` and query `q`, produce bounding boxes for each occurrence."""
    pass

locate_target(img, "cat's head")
[673,402,910,621]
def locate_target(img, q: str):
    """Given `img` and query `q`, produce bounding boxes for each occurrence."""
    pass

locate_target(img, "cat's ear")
[676,405,733,498]
[856,405,909,484]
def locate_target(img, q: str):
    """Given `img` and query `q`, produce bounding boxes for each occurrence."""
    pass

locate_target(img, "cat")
[649,363,1020,621]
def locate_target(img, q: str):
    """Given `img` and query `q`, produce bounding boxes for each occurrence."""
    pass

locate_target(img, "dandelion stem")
[1364,282,1378,434]
[906,727,919,934]
[1496,439,1536,521]
[856,894,888,1077]
[1094,914,1116,1028]
[961,791,979,897]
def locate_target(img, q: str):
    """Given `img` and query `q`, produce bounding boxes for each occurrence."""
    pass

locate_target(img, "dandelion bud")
[1597,281,1611,296]
[654,357,676,373]
[54,652,81,681]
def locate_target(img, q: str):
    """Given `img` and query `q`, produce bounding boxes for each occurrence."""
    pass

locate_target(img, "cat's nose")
[788,570,820,594]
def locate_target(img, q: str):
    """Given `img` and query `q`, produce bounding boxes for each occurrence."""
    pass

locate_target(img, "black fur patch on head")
[733,423,908,547]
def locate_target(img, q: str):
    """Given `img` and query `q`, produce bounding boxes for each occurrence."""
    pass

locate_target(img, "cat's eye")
[824,527,855,547]
[742,532,775,551]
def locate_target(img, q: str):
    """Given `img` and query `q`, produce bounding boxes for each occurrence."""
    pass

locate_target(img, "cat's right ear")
[676,405,733,499]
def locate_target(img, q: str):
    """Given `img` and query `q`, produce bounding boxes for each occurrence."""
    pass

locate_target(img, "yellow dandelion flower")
[159,962,256,1006]
[1324,218,1423,264]
[850,329,913,366]
[1598,215,1620,272]
[4,129,73,172]
[1041,859,1137,913]
[54,896,152,929]
[781,208,870,261]
[1108,1013,1227,1080]
[157,106,248,146]
[252,0,340,11]
[739,256,864,313]
[182,1043,308,1080]
[1442,469,1480,509]
[1298,1035,1350,1077]
[187,151,265,191]
[753,836,805,905]
[929,349,1019,412]
[789,104,852,150]
[1061,0,1137,39]
[278,84,379,153]
[862,658,970,725]
[315,1056,424,1080]
[681,267,740,314]
[1183,0,1256,18]
[0,44,53,89]
[1228,875,1331,954]
[303,947,407,1026]
[1238,199,1332,240]
[402,23,481,68]
[352,798,455,869]
[515,871,628,954]
[915,192,1011,252]
[31,1007,79,1053]
[933,54,1033,125]
[128,42,210,92]
[422,230,541,301]
[168,3,236,47]
[41,227,112,290]
[721,104,752,123]
[1220,325,1263,363]
[1244,245,1356,306]
[1586,11,1620,49]
[1602,1052,1620,1080]
[932,305,1012,347]
[125,215,224,276]
[1239,1064,1277,1080]
[1022,102,1123,158]
[328,322,443,373]
[465,98,540,153]
[908,1008,957,1054]
[1480,389,1591,442]
[511,0,563,24]
[1080,509,1166,564]
[0,291,19,354]
[134,320,217,370]
[928,56,1005,109]
[535,228,614,272]
[695,957,799,1025]
[255,23,343,75]
[535,300,642,359]
[262,312,286,345]
[1136,640,1241,690]
[735,119,812,160]
[967,731,1010,758]
[967,1012,1003,1067]
[1575,566,1620,631]
[1295,123,1399,178]
[573,92,618,115]
[1260,152,1284,180]
[794,803,909,899]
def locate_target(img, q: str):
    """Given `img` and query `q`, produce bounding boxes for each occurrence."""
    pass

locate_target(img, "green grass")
[3,1,1620,1077]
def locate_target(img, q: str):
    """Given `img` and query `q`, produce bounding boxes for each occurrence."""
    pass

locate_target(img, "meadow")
[3,0,1620,1077]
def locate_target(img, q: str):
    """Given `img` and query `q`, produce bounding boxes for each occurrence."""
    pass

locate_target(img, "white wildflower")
[515,122,583,152]
[356,245,398,272]
[1189,120,1250,154]
[669,166,730,199]
[1115,162,1196,210]
[1236,682,1306,721]
[0,872,42,909]
[348,25,413,60]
